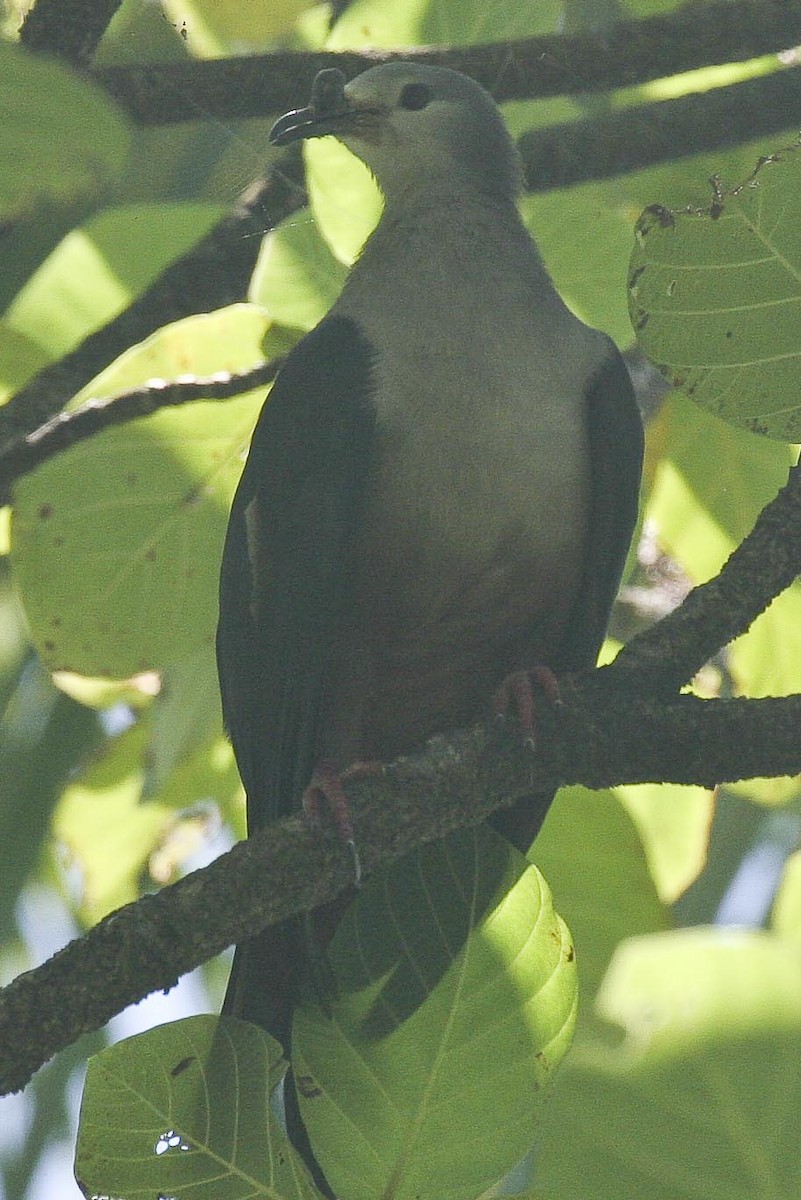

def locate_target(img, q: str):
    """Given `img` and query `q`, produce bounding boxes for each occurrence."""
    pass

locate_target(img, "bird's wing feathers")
[559,341,643,672]
[216,315,377,831]
[493,344,641,856]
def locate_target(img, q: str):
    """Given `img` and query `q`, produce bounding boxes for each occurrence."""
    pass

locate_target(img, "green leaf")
[647,391,801,698]
[144,644,223,798]
[10,304,267,677]
[616,783,713,903]
[534,786,670,1010]
[535,929,801,1199]
[151,731,243,833]
[7,201,223,360]
[293,827,577,1200]
[730,587,801,700]
[649,393,792,575]
[520,181,639,347]
[628,143,801,439]
[76,1014,319,1199]
[249,213,347,329]
[326,0,561,47]
[53,721,173,923]
[0,42,132,221]
[304,137,384,266]
[161,0,314,53]
[0,322,49,401]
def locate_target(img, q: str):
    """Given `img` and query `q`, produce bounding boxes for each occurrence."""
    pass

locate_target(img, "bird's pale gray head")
[270,62,522,204]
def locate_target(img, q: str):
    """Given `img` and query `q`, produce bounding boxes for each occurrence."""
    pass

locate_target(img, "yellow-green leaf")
[294,827,577,1200]
[11,305,266,677]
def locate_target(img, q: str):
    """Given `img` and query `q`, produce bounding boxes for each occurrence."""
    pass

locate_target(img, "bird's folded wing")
[216,315,377,830]
[559,342,643,672]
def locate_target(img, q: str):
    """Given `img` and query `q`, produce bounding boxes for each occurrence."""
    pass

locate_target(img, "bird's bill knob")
[270,68,360,146]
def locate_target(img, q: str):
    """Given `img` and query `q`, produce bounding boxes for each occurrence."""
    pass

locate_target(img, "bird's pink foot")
[492,666,562,750]
[302,759,381,886]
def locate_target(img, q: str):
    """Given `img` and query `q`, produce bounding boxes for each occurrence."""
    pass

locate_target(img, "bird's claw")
[302,759,378,887]
[492,666,562,751]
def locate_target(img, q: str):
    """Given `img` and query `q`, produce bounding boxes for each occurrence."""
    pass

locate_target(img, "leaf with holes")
[628,143,801,440]
[76,1015,319,1199]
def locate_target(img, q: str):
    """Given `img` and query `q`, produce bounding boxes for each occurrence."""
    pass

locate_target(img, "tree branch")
[5,10,800,457]
[20,0,123,67]
[2,679,801,1096]
[0,165,305,455]
[6,60,800,462]
[92,0,801,123]
[518,66,801,190]
[3,456,801,1093]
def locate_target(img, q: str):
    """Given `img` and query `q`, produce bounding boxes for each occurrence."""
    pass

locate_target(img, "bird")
[217,59,642,1178]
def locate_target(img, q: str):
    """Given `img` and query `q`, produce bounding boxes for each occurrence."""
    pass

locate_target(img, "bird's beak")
[270,68,370,147]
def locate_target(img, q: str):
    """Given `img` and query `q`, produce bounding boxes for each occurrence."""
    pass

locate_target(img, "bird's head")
[269,62,522,205]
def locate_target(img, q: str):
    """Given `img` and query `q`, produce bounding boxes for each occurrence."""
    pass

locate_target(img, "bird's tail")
[223,913,342,1196]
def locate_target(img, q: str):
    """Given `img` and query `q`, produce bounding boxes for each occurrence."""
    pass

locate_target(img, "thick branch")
[93,0,801,123]
[519,66,801,190]
[20,0,123,67]
[0,166,304,454]
[2,682,801,1096]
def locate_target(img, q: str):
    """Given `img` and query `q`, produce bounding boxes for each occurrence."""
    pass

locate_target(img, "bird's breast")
[327,207,607,755]
[364,319,591,573]
[344,336,592,757]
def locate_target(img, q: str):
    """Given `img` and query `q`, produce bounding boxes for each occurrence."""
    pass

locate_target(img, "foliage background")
[1,0,801,1197]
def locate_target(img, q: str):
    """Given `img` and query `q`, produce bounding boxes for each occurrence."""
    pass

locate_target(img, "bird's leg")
[492,666,562,750]
[302,759,381,887]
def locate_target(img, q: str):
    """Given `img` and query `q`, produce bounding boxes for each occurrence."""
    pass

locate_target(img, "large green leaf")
[535,929,801,1199]
[294,827,577,1200]
[143,644,223,798]
[10,305,267,677]
[0,42,132,222]
[615,783,712,904]
[6,202,223,360]
[53,721,174,924]
[534,786,669,1010]
[76,1015,319,1199]
[249,213,347,329]
[520,182,637,347]
[628,143,801,439]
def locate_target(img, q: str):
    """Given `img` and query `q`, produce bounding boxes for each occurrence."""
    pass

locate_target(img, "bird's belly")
[349,405,589,758]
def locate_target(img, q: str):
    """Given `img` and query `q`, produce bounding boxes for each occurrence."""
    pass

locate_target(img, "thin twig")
[0,362,281,500]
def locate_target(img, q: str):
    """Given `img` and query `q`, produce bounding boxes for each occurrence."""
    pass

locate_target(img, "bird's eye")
[399,82,432,111]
